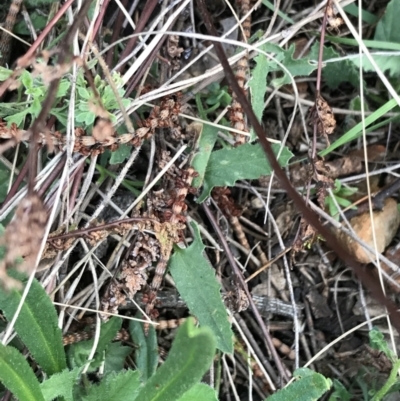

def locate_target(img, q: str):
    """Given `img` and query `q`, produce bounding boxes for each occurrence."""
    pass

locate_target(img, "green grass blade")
[261,0,294,24]
[0,270,66,376]
[0,343,45,401]
[133,318,216,401]
[325,36,400,51]
[320,99,398,156]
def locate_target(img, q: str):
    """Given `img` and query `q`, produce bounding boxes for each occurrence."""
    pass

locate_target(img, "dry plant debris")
[0,0,400,399]
[335,197,400,264]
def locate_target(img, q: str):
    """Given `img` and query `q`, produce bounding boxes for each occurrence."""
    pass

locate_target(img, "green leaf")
[177,383,218,401]
[40,367,82,401]
[5,109,30,127]
[110,144,131,164]
[103,342,132,375]
[369,327,396,362]
[14,12,47,35]
[67,317,122,371]
[269,43,318,87]
[133,318,216,401]
[308,43,360,89]
[328,379,352,401]
[0,343,45,401]
[191,123,219,188]
[170,221,233,353]
[21,70,33,90]
[78,87,91,99]
[343,3,378,25]
[349,53,400,77]
[265,368,332,401]
[198,143,293,202]
[249,44,271,141]
[0,270,66,375]
[83,370,141,401]
[57,80,71,98]
[129,319,158,382]
[0,67,12,81]
[374,0,400,43]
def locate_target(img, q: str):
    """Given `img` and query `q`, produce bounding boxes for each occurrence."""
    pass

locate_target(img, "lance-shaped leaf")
[133,318,216,401]
[265,368,332,401]
[169,221,233,353]
[0,343,45,401]
[129,319,158,382]
[0,270,66,375]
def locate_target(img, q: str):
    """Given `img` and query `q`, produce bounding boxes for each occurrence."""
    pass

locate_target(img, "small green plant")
[0,66,131,129]
[0,270,218,401]
[325,179,358,220]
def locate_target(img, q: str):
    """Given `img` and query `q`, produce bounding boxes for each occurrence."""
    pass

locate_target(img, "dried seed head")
[0,194,47,289]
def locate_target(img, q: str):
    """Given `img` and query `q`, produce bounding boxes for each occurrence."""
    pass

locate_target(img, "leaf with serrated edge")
[249,44,271,141]
[265,368,331,401]
[198,143,293,203]
[269,43,318,87]
[40,367,82,401]
[133,318,216,401]
[82,370,141,401]
[308,42,360,89]
[0,270,66,376]
[104,342,133,375]
[129,319,158,382]
[177,384,218,401]
[170,221,233,353]
[0,344,45,401]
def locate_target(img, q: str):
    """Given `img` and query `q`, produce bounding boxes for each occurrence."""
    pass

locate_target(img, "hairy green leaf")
[191,123,219,188]
[40,367,82,401]
[0,343,45,401]
[265,368,331,401]
[134,318,216,401]
[129,319,158,382]
[177,384,218,401]
[0,271,66,375]
[83,370,141,401]
[198,143,293,202]
[374,0,400,43]
[170,221,233,353]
